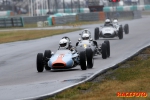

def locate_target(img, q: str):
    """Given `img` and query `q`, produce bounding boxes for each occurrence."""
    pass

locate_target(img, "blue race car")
[36,37,93,72]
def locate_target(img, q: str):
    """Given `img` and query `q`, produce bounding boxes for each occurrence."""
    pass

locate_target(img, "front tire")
[101,43,107,59]
[86,48,93,68]
[104,40,110,57]
[94,27,99,40]
[44,50,51,70]
[37,53,44,72]
[80,51,87,70]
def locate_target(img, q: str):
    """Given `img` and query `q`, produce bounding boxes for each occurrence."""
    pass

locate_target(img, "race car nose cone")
[52,63,66,68]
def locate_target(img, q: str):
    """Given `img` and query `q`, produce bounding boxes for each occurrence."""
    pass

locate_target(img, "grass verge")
[0,29,80,44]
[23,21,104,28]
[63,21,104,26]
[46,47,150,100]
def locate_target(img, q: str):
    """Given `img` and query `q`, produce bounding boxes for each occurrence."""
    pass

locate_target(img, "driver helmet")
[82,29,90,34]
[113,19,118,24]
[59,38,69,49]
[82,33,90,40]
[105,19,111,24]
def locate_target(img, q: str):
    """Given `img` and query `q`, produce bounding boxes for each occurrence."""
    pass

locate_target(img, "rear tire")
[44,50,51,70]
[124,24,129,34]
[101,43,107,59]
[104,40,110,57]
[86,48,93,68]
[37,53,44,72]
[94,27,99,40]
[118,26,123,39]
[80,51,87,70]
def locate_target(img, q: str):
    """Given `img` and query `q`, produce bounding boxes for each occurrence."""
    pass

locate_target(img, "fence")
[105,11,134,19]
[78,12,100,21]
[23,16,49,24]
[51,11,135,25]
[0,17,24,28]
[20,11,140,26]
[52,15,76,25]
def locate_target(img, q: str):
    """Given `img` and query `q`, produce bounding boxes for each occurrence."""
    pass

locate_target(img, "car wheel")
[86,48,93,68]
[37,53,44,72]
[80,51,87,70]
[94,27,99,40]
[118,26,123,39]
[104,40,110,57]
[44,50,51,70]
[101,43,107,59]
[124,24,129,34]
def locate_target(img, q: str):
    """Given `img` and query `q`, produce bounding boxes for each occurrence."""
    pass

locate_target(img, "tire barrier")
[0,17,24,28]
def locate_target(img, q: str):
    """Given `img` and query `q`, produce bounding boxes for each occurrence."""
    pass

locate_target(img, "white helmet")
[105,19,111,24]
[82,33,90,40]
[82,29,90,34]
[113,19,118,23]
[59,38,69,49]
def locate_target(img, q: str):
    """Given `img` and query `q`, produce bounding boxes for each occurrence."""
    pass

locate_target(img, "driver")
[104,19,113,27]
[81,30,99,48]
[82,33,90,40]
[59,38,75,52]
[82,29,91,34]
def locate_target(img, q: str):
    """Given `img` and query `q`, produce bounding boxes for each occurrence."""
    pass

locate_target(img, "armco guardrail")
[23,16,49,24]
[78,12,105,21]
[105,11,133,19]
[50,12,106,25]
[0,17,24,28]
[54,15,76,25]
[133,10,142,19]
[78,12,99,21]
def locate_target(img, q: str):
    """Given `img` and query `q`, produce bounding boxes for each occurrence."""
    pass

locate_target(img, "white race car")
[94,19,129,40]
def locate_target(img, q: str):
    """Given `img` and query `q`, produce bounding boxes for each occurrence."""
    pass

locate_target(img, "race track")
[0,16,150,100]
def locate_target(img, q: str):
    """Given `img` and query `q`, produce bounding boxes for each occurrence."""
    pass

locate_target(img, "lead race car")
[36,37,93,72]
[94,19,129,40]
[76,29,110,67]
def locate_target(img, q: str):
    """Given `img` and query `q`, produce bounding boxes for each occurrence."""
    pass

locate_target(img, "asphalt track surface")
[0,16,150,100]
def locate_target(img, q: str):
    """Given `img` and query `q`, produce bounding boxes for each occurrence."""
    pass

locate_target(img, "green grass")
[63,21,104,26]
[24,23,37,28]
[46,47,150,100]
[0,29,80,44]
